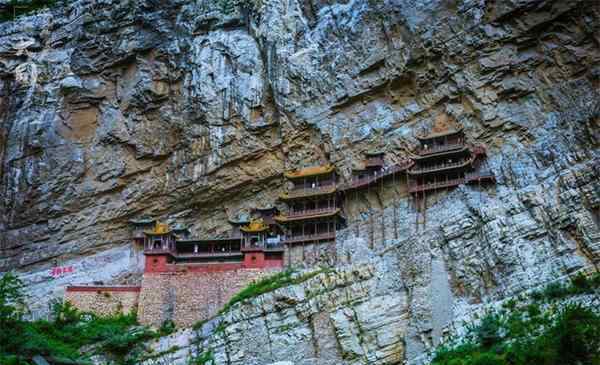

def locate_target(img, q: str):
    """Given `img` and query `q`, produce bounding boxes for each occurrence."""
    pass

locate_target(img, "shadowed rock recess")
[0,0,599,363]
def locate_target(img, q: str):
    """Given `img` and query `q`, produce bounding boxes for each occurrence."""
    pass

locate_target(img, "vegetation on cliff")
[431,273,600,365]
[217,267,332,315]
[0,272,156,365]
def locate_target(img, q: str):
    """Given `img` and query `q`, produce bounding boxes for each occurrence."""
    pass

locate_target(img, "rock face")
[0,0,599,363]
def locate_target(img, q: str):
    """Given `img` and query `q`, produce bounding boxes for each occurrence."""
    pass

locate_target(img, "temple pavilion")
[407,120,494,195]
[130,217,284,272]
[276,164,344,246]
[129,217,157,246]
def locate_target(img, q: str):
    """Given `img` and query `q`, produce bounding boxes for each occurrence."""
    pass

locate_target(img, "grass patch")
[188,349,215,365]
[431,272,600,365]
[218,267,331,315]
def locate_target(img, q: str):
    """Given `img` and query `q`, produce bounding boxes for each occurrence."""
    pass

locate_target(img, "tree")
[0,272,27,355]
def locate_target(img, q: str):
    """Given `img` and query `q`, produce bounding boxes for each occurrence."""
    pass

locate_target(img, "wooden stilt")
[332,219,337,266]
[354,188,359,237]
[380,174,385,246]
[302,223,305,262]
[393,171,398,239]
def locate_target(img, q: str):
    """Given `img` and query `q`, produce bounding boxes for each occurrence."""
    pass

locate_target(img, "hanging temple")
[64,122,496,326]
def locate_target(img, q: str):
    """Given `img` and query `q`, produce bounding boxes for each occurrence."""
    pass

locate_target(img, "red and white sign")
[50,266,75,278]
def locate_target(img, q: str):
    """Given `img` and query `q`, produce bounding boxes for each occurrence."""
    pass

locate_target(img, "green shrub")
[570,273,590,291]
[0,272,155,363]
[431,287,600,365]
[529,272,600,303]
[591,272,600,287]
[158,319,176,336]
[529,290,543,301]
[550,304,600,365]
[189,349,215,365]
[473,313,502,349]
[469,352,505,365]
[542,282,568,299]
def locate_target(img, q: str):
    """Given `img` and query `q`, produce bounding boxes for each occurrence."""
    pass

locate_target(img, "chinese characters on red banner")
[50,266,75,278]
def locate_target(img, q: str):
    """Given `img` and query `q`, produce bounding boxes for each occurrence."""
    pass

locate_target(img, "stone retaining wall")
[138,267,281,327]
[64,286,140,316]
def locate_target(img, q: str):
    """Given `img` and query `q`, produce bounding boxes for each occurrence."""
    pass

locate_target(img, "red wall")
[145,255,171,273]
[143,251,283,273]
[264,258,284,268]
[243,251,265,268]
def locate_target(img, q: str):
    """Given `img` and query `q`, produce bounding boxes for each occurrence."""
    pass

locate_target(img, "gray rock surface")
[0,0,599,363]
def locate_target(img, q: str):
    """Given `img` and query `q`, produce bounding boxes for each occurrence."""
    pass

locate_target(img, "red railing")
[282,232,336,244]
[417,142,464,156]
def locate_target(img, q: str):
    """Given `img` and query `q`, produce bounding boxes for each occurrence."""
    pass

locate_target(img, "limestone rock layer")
[0,0,599,363]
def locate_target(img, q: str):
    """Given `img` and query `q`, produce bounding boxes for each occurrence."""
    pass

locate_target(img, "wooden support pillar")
[302,222,305,261]
[369,210,374,249]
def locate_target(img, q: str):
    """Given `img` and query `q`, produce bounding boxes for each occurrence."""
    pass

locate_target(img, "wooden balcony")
[279,184,337,200]
[143,249,174,255]
[264,244,285,252]
[408,156,474,175]
[175,252,243,259]
[364,157,384,168]
[409,177,466,193]
[282,232,336,245]
[341,162,414,191]
[466,170,495,182]
[275,208,340,223]
[415,126,463,141]
[416,143,465,157]
[409,171,495,193]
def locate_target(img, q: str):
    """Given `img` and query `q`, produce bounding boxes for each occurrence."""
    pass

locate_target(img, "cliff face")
[140,143,598,365]
[0,0,599,362]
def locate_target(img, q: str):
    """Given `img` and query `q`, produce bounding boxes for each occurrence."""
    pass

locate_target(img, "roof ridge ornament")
[240,218,269,233]
[144,221,171,235]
